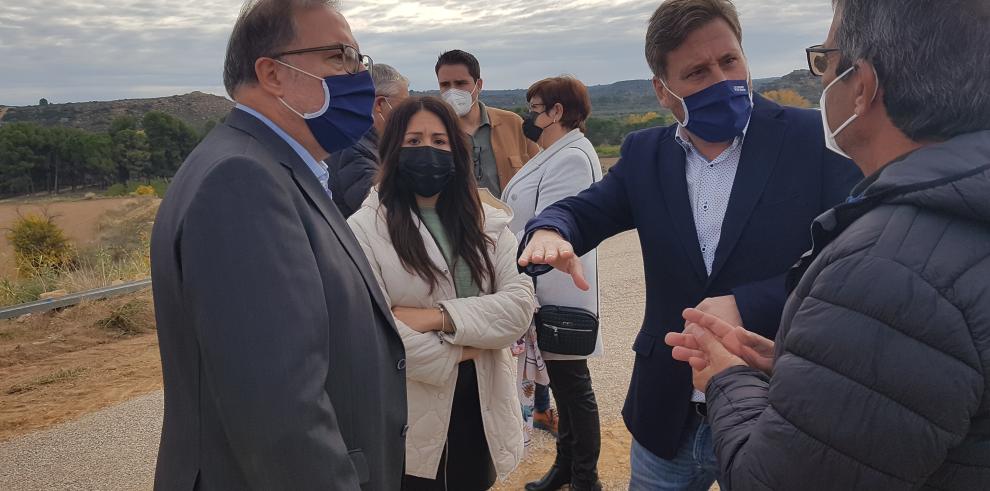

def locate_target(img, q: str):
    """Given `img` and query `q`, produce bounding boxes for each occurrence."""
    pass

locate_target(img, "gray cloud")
[0,0,835,106]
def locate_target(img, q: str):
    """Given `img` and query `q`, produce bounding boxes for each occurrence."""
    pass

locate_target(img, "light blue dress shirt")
[675,124,750,275]
[235,103,331,198]
[675,123,749,403]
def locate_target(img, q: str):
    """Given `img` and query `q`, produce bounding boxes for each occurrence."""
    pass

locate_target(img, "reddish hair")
[526,76,592,132]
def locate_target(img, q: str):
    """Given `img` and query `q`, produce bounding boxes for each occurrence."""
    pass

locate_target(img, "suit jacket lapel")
[225,109,398,327]
[707,97,786,285]
[657,134,708,283]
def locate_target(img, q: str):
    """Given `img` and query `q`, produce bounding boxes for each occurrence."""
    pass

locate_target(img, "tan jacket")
[347,190,536,480]
[487,106,541,190]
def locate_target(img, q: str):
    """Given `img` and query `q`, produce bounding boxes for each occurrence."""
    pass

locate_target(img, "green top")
[418,207,480,298]
[470,101,501,197]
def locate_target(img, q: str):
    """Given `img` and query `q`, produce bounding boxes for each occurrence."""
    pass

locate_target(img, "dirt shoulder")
[0,291,162,442]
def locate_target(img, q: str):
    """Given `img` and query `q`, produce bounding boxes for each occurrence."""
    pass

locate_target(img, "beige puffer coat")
[347,190,535,480]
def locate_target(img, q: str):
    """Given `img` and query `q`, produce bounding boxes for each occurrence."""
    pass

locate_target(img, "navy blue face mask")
[277,61,375,154]
[661,78,753,143]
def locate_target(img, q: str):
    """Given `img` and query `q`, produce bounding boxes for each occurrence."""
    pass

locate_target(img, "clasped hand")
[665,308,775,391]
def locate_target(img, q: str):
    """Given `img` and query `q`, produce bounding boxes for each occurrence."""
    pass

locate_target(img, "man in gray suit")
[150,1,407,489]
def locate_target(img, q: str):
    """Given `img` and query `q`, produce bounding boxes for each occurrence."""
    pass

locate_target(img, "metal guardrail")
[0,279,152,320]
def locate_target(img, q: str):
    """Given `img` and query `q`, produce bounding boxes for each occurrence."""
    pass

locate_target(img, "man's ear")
[653,77,673,111]
[255,57,286,97]
[853,61,881,117]
[475,78,484,94]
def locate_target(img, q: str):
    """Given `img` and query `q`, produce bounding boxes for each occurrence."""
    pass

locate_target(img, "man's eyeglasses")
[806,44,842,77]
[273,44,373,75]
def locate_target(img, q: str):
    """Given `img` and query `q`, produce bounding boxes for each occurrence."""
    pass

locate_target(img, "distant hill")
[415,69,821,116]
[0,69,822,133]
[753,69,823,104]
[0,92,234,134]
[413,79,661,117]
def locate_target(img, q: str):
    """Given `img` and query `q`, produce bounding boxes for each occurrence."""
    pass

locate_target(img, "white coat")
[347,190,536,480]
[501,129,603,360]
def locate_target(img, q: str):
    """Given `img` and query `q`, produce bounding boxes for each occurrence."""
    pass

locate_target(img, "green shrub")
[149,178,169,198]
[97,299,150,335]
[104,183,128,197]
[596,145,621,158]
[6,213,77,278]
[0,277,51,307]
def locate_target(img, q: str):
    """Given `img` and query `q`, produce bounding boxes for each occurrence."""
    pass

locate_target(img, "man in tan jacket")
[436,49,540,196]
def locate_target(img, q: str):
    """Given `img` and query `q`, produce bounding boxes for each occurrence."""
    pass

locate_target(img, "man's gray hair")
[833,0,990,141]
[222,0,340,98]
[371,64,409,98]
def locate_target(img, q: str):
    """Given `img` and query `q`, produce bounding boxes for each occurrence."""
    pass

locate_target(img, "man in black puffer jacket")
[327,63,409,217]
[666,0,990,488]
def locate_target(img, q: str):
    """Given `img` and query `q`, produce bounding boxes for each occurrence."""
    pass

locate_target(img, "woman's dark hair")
[526,76,593,132]
[377,96,496,293]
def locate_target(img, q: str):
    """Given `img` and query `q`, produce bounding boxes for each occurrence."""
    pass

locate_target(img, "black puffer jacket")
[706,131,990,490]
[326,129,379,218]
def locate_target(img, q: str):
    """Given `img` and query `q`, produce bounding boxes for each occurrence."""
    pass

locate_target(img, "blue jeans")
[629,411,724,491]
[535,383,551,412]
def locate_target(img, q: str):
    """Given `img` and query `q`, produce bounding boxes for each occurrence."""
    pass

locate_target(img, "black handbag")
[531,144,601,356]
[535,305,600,356]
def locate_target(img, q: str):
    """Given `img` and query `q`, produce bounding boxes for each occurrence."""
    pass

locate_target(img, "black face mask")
[398,146,455,197]
[522,111,547,143]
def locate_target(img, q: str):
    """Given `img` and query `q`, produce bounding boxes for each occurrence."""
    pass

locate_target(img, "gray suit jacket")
[150,108,407,491]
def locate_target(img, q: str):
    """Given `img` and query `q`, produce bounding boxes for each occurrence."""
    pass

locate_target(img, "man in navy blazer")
[518,1,862,489]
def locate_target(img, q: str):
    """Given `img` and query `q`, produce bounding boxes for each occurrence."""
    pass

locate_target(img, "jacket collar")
[706,94,786,284]
[503,129,585,194]
[788,130,990,293]
[863,130,990,224]
[656,94,787,284]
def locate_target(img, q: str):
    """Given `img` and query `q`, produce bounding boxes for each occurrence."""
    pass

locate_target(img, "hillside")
[420,69,819,116]
[413,80,660,117]
[0,92,234,134]
[753,69,823,104]
[0,69,821,132]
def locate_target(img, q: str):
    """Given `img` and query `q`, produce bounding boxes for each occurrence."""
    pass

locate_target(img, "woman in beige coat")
[348,96,535,491]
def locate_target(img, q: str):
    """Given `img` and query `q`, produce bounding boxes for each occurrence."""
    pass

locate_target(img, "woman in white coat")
[348,96,535,491]
[502,77,604,491]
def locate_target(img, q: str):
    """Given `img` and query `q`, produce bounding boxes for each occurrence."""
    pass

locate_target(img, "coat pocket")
[348,449,370,484]
[508,155,524,168]
[632,331,656,358]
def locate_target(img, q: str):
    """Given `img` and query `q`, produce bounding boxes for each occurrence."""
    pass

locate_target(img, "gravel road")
[0,231,646,490]
[0,392,163,490]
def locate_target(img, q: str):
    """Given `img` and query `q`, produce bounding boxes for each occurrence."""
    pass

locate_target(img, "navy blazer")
[523,95,862,459]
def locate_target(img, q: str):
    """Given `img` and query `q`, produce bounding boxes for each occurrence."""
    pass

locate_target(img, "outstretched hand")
[517,229,589,291]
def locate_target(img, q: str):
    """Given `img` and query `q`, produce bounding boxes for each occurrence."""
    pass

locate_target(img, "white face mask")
[820,64,879,159]
[441,85,477,117]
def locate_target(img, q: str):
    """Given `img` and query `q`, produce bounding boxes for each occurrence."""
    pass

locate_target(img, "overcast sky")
[0,0,835,107]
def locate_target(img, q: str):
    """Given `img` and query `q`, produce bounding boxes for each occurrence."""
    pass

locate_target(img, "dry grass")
[0,290,161,441]
[96,298,152,335]
[6,368,89,395]
[0,198,158,306]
